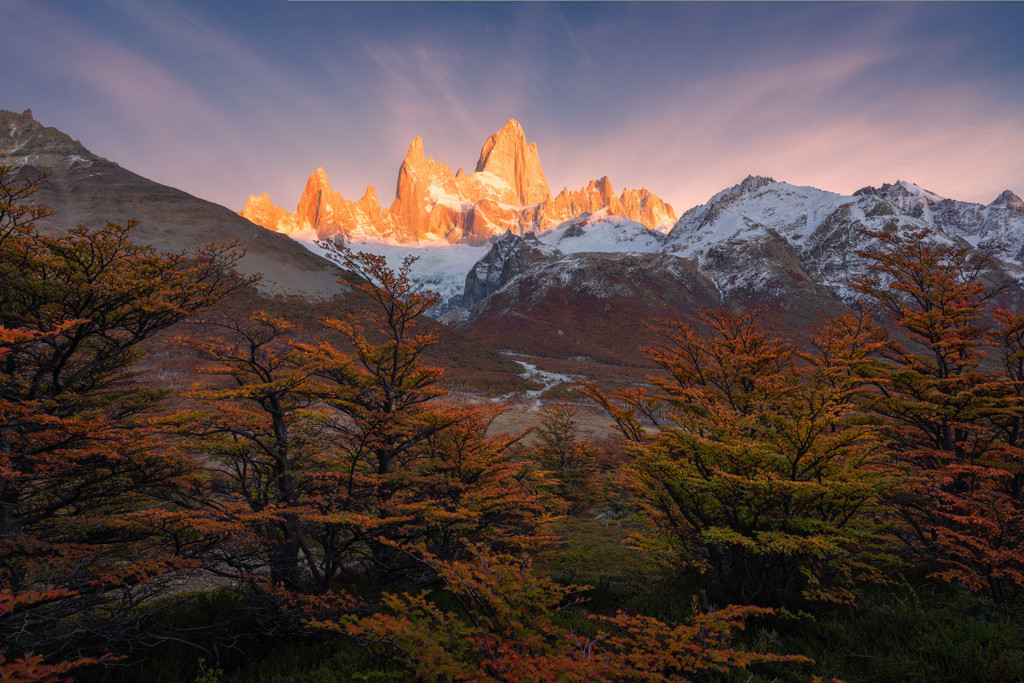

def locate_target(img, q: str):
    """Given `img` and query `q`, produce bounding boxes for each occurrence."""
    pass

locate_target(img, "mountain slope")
[0,109,344,298]
[1,109,524,391]
[444,175,1022,361]
[662,175,1019,302]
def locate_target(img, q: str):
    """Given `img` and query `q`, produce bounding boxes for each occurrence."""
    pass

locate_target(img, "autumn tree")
[302,247,553,571]
[0,164,249,666]
[533,403,600,515]
[852,229,1024,602]
[174,248,551,596]
[314,544,807,682]
[582,309,896,607]
[171,312,323,591]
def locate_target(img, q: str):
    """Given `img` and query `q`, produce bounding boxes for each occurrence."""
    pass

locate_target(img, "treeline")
[1,164,1022,681]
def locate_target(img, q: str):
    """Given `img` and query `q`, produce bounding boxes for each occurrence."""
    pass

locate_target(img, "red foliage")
[0,165,248,665]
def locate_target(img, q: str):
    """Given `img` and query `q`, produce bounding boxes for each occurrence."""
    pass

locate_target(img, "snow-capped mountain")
[435,174,1023,360]
[240,120,677,245]
[662,175,977,301]
[855,180,1024,266]
[540,209,666,254]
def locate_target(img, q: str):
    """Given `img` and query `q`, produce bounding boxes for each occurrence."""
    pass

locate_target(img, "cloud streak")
[537,39,1024,210]
[7,1,1024,216]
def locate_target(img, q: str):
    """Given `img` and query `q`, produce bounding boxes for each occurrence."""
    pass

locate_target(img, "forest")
[1,163,1023,682]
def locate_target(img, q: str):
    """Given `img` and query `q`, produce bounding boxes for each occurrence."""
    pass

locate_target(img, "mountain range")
[240,119,677,244]
[438,173,1024,361]
[0,109,524,389]
[5,108,1023,373]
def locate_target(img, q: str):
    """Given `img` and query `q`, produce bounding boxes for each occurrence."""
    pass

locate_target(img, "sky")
[7,1,1024,216]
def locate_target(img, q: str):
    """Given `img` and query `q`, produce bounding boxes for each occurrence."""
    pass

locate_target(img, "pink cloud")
[537,46,1024,211]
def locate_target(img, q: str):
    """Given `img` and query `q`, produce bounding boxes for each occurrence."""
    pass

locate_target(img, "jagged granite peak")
[397,136,428,182]
[359,184,379,205]
[239,166,404,243]
[243,119,674,245]
[589,176,615,204]
[474,118,552,206]
[241,191,297,234]
[296,167,335,232]
[547,177,677,233]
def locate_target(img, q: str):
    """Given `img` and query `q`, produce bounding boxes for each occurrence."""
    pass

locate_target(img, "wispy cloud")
[537,40,1024,210]
[8,1,1023,215]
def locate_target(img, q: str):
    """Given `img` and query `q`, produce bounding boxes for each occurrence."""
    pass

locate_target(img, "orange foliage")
[0,589,107,682]
[174,248,553,594]
[532,403,602,515]
[0,165,247,667]
[582,309,896,606]
[314,545,807,681]
[853,229,1024,602]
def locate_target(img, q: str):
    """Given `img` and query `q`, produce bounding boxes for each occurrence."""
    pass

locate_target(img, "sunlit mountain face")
[240,119,675,246]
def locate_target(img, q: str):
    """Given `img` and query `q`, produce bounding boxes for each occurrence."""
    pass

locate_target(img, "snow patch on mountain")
[855,181,1024,266]
[296,237,487,315]
[283,170,1023,327]
[538,210,665,254]
[661,176,996,302]
[665,178,856,255]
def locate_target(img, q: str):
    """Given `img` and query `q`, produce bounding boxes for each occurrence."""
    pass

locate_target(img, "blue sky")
[8,1,1024,215]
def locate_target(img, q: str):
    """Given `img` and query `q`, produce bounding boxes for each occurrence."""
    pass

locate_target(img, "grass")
[763,585,1024,682]
[540,516,1024,683]
[82,516,1024,682]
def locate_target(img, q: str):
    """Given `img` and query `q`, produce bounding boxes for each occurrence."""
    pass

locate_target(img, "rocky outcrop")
[241,192,305,236]
[474,119,552,206]
[544,177,676,232]
[0,109,90,165]
[462,231,561,307]
[241,119,676,245]
[992,190,1024,214]
[446,174,1023,360]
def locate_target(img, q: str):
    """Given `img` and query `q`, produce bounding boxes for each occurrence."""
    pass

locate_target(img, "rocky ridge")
[441,175,1023,358]
[241,119,677,245]
[854,180,1024,265]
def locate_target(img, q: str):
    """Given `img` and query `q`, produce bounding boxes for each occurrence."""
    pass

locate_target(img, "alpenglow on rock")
[240,119,677,245]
